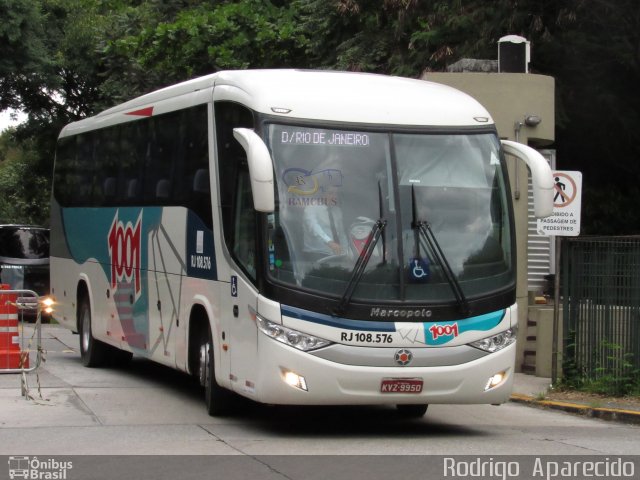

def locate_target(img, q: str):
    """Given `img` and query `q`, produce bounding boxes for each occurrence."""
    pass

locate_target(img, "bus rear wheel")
[199,327,233,416]
[78,297,108,368]
[78,296,132,367]
[396,404,428,418]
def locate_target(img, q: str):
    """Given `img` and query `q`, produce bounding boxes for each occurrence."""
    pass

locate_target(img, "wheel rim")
[81,307,90,353]
[199,341,210,387]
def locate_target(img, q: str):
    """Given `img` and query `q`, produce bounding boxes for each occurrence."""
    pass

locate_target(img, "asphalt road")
[1,325,639,479]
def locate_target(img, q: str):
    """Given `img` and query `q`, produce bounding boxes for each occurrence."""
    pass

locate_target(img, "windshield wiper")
[333,183,387,316]
[411,185,470,315]
[333,219,386,316]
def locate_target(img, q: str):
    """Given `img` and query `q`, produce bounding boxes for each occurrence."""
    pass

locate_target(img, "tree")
[295,0,640,234]
[100,0,308,102]
[0,130,49,224]
[0,0,52,112]
[295,0,576,76]
[1,0,639,234]
[1,0,113,225]
[540,0,640,233]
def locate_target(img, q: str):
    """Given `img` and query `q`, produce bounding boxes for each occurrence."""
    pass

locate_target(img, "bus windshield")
[266,124,513,305]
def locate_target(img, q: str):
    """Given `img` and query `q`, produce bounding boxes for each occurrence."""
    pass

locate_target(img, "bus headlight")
[468,327,517,353]
[40,296,55,315]
[256,316,332,352]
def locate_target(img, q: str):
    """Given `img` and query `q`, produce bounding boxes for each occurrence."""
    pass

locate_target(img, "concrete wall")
[528,305,563,378]
[423,73,555,145]
[422,72,555,372]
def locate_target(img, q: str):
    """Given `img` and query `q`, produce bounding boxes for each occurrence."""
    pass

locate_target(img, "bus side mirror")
[233,128,275,213]
[501,140,554,218]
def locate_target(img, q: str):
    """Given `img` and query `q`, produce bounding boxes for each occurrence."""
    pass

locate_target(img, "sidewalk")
[511,372,640,425]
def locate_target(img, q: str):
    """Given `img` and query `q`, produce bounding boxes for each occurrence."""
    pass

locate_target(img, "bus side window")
[144,114,174,205]
[182,106,212,228]
[190,168,212,228]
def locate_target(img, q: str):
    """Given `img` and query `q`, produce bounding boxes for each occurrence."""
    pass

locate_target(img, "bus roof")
[60,69,494,136]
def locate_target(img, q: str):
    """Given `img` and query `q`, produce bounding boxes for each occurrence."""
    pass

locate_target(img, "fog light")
[485,371,506,391]
[282,369,308,391]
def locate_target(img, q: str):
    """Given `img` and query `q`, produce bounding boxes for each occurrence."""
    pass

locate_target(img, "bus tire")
[78,297,108,368]
[200,326,233,416]
[110,348,133,368]
[396,404,428,418]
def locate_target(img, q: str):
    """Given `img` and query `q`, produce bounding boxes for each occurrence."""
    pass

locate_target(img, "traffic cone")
[0,284,29,369]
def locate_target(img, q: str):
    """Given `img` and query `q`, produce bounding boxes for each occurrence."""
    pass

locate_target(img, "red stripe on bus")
[125,106,154,117]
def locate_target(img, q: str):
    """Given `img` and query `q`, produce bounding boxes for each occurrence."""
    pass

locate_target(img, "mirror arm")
[501,140,554,218]
[233,128,275,213]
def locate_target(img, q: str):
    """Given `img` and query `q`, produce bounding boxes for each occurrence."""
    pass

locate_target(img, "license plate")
[380,378,423,393]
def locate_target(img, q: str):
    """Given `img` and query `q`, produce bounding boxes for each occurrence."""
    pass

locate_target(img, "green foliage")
[586,341,640,397]
[0,0,639,235]
[0,0,52,111]
[294,0,575,76]
[0,131,50,225]
[558,330,583,390]
[559,333,640,397]
[101,1,308,102]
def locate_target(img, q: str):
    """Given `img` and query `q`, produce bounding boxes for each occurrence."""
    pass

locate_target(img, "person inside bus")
[302,188,349,260]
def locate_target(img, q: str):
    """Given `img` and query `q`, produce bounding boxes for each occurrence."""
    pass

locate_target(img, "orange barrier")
[0,284,29,369]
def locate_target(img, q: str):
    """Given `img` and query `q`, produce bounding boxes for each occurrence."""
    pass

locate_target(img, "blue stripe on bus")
[281,305,397,332]
[423,309,506,346]
[282,305,506,340]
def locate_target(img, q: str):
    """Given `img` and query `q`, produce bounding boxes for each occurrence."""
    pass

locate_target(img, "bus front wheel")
[199,327,233,416]
[396,404,428,418]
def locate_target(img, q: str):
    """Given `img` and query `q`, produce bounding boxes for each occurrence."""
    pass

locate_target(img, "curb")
[510,393,640,425]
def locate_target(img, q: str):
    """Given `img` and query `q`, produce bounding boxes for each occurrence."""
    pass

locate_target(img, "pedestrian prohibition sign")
[537,170,582,236]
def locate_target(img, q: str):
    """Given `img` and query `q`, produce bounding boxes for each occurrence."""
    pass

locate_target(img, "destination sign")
[279,129,370,147]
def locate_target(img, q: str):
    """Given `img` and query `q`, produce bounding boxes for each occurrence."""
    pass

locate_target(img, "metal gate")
[562,236,640,384]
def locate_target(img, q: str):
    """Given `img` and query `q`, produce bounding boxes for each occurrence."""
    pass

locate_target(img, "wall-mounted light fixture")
[524,115,542,127]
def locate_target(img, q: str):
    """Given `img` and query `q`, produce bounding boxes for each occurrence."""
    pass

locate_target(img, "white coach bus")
[50,70,553,417]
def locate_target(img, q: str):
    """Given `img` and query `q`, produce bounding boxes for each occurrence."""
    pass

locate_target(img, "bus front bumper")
[239,334,516,406]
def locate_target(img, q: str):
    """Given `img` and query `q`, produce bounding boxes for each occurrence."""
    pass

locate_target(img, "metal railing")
[562,236,640,380]
[0,289,44,374]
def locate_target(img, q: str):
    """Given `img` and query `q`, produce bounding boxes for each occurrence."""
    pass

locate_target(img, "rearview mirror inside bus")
[233,128,275,212]
[501,140,554,218]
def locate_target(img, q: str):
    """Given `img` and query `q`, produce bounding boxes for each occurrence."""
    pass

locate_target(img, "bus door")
[213,100,260,394]
[221,270,258,397]
[217,168,259,394]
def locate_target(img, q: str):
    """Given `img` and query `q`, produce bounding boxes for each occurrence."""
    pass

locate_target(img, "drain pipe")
[513,115,542,200]
[513,121,524,199]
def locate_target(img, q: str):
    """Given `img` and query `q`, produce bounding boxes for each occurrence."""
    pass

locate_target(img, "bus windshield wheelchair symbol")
[231,276,238,297]
[409,258,430,282]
